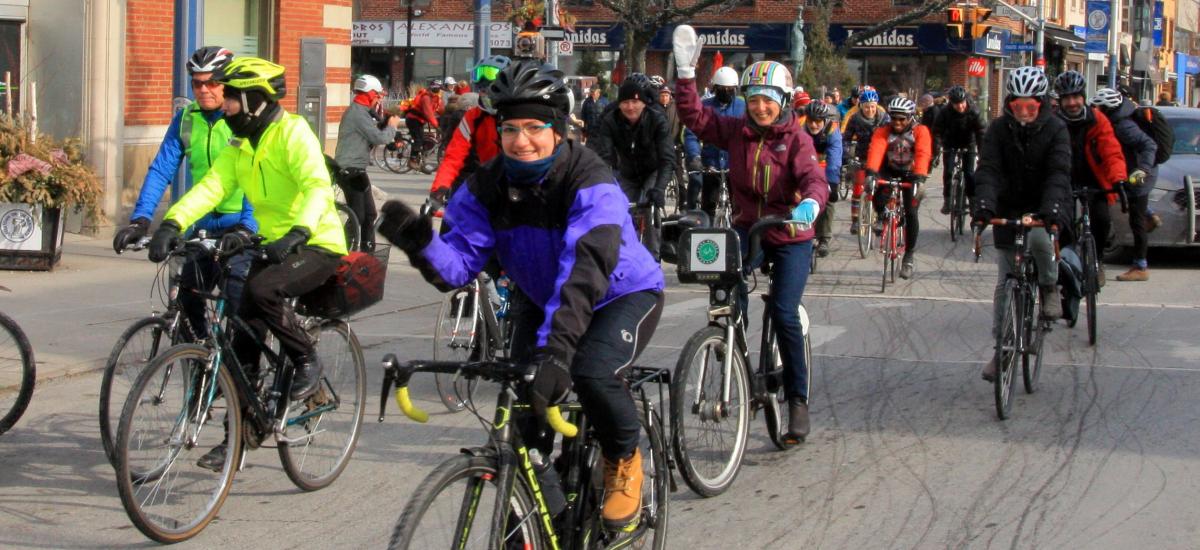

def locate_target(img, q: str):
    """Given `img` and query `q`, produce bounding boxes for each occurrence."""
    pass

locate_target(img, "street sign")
[995,5,1037,20]
[1004,42,1035,51]
[540,27,566,40]
[967,57,987,77]
[557,40,573,56]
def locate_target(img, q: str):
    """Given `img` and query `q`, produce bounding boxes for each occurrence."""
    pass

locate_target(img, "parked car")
[1110,106,1200,252]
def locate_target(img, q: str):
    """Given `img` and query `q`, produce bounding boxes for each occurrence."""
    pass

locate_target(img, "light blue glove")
[791,198,819,224]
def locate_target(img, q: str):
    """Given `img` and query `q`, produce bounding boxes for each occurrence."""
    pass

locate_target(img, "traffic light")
[970,7,993,39]
[947,7,965,40]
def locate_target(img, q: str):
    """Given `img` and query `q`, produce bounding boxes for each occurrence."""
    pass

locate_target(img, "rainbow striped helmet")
[739,61,793,104]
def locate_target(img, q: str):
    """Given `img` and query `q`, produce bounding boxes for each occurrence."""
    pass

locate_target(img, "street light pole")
[404,0,414,93]
[1035,0,1046,68]
[1107,0,1119,87]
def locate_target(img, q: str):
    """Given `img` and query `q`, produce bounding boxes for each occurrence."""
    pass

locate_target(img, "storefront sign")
[967,57,988,77]
[1085,0,1110,54]
[974,28,1011,57]
[1004,42,1035,52]
[565,24,624,50]
[392,21,513,49]
[827,25,922,52]
[649,24,791,52]
[850,27,917,49]
[1179,53,1200,75]
[1152,1,1164,47]
[353,21,393,47]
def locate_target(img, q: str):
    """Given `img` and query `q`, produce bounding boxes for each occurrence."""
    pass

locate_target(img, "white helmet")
[712,66,739,87]
[353,74,384,94]
[1090,87,1123,109]
[1005,66,1048,98]
[445,76,457,86]
[886,97,916,117]
[739,61,793,101]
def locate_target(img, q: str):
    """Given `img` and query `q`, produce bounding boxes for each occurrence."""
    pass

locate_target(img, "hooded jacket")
[410,141,664,367]
[1059,106,1126,203]
[674,78,829,246]
[843,107,891,163]
[429,106,502,194]
[1102,99,1157,197]
[587,103,674,202]
[974,97,1073,247]
[684,95,747,170]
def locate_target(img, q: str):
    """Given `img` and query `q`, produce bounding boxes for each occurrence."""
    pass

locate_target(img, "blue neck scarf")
[503,145,563,185]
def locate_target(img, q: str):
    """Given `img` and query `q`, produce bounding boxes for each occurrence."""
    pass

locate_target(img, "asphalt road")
[1,166,1199,548]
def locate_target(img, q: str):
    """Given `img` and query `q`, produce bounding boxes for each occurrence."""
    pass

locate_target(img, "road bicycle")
[1069,187,1126,346]
[671,216,813,497]
[839,141,859,201]
[0,292,35,436]
[432,272,516,412]
[114,237,367,543]
[974,216,1057,420]
[372,125,442,174]
[945,148,969,242]
[379,356,671,549]
[875,177,911,293]
[853,168,875,259]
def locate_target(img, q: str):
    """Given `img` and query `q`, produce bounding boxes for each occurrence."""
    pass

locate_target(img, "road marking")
[666,287,1200,310]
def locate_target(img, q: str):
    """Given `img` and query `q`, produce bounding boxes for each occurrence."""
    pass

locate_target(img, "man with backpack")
[1091,88,1163,282]
[405,79,445,171]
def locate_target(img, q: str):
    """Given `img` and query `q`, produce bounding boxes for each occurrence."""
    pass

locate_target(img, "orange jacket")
[1082,107,1127,203]
[406,89,444,127]
[430,107,501,193]
[865,123,932,177]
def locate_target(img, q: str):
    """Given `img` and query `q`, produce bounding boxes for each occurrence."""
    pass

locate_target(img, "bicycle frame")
[443,275,509,360]
[877,178,911,259]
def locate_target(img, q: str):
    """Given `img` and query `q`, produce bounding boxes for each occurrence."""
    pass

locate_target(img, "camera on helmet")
[513,31,545,60]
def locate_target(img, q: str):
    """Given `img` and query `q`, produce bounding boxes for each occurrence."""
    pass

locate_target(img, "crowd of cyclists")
[104,22,1171,543]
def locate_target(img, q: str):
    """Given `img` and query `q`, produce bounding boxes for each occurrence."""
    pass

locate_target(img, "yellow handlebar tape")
[546,406,578,438]
[396,387,429,423]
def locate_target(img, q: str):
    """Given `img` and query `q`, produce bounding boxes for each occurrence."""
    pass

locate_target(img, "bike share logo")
[0,207,35,243]
[696,239,720,265]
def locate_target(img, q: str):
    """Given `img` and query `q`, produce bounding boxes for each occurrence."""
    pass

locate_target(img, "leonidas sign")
[390,21,514,49]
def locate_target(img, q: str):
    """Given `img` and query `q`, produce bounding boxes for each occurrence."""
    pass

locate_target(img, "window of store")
[862,55,949,98]
[410,48,514,91]
[0,19,20,114]
[204,0,274,59]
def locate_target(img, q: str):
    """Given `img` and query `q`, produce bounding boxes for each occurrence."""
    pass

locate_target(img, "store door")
[0,20,21,113]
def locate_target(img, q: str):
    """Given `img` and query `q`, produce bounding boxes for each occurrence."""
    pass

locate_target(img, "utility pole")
[473,0,491,66]
[545,0,559,68]
[1035,0,1046,69]
[403,0,415,93]
[1108,0,1120,87]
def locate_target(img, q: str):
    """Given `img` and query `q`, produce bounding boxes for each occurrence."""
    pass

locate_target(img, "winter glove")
[526,354,572,421]
[147,221,182,263]
[113,218,150,254]
[378,199,433,254]
[264,227,310,264]
[1038,203,1064,231]
[1127,169,1148,187]
[218,225,255,256]
[672,25,702,80]
[972,208,995,228]
[646,188,666,209]
[428,185,450,209]
[790,198,820,225]
[686,156,704,174]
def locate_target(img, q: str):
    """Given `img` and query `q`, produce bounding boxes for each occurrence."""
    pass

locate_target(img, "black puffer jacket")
[587,104,674,203]
[934,102,986,151]
[974,97,1073,247]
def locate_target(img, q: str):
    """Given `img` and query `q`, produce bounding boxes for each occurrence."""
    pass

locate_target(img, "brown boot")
[602,448,643,531]
[981,358,997,382]
[1116,267,1149,282]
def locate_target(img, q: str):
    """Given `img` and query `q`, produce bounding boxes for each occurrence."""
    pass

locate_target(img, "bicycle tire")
[857,194,873,258]
[953,173,967,238]
[839,174,852,201]
[433,284,483,412]
[0,311,35,436]
[949,171,964,241]
[388,454,546,550]
[881,214,894,293]
[762,332,789,451]
[1083,237,1099,346]
[278,320,366,491]
[115,343,240,543]
[994,279,1021,420]
[386,140,413,174]
[1022,285,1045,394]
[670,325,750,497]
[371,144,390,170]
[637,403,671,549]
[337,203,361,252]
[100,315,174,466]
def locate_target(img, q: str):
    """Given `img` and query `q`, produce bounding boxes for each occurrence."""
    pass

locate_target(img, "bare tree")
[595,0,744,73]
[834,0,959,56]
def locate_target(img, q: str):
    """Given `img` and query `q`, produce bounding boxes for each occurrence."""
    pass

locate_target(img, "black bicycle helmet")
[188,46,234,75]
[804,101,837,121]
[488,59,571,115]
[947,85,968,103]
[1054,70,1086,98]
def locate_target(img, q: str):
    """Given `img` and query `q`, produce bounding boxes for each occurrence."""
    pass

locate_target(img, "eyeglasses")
[499,122,553,139]
[1008,98,1040,116]
[191,78,222,89]
[474,65,500,83]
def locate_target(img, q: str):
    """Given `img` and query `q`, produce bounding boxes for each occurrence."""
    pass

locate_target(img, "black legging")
[941,149,976,200]
[875,170,921,255]
[339,170,377,247]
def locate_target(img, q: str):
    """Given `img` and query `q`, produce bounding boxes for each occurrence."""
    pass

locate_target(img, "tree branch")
[834,0,957,56]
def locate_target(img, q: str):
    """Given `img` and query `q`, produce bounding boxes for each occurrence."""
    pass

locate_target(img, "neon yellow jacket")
[165,111,348,256]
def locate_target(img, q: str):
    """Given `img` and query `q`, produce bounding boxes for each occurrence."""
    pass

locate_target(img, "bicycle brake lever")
[378,354,398,422]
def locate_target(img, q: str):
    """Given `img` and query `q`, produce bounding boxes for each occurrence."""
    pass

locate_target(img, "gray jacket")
[1106,99,1157,196]
[334,102,397,169]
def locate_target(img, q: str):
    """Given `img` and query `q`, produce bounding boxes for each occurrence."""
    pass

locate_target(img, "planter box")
[0,203,64,271]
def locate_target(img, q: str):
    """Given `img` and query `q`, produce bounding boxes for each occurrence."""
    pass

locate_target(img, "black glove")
[218,225,255,256]
[428,186,450,208]
[646,188,665,209]
[527,354,572,420]
[378,199,433,253]
[264,227,310,264]
[113,218,150,254]
[148,221,181,263]
[972,209,995,228]
[686,156,704,173]
[1038,204,1064,230]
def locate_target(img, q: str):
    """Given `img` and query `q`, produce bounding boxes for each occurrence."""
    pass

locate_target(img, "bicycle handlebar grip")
[396,386,429,423]
[546,406,578,438]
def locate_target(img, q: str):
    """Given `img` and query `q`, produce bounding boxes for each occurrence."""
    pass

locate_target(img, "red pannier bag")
[298,245,390,318]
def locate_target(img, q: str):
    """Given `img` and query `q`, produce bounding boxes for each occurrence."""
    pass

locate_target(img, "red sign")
[967,57,988,77]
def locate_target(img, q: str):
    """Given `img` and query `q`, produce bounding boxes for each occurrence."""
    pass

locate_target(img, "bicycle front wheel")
[115,344,240,544]
[388,454,546,550]
[100,315,174,465]
[0,311,35,436]
[433,284,484,412]
[1022,288,1045,395]
[952,174,968,239]
[761,332,788,451]
[994,280,1021,420]
[857,195,874,258]
[278,320,366,491]
[671,325,750,497]
[1082,237,1099,345]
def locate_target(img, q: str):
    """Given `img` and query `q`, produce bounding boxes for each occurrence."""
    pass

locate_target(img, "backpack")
[1132,106,1174,165]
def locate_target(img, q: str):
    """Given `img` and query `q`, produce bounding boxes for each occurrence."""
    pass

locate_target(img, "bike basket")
[297,245,390,318]
[676,227,742,285]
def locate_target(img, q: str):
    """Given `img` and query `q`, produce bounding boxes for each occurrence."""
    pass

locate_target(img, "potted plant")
[0,114,104,270]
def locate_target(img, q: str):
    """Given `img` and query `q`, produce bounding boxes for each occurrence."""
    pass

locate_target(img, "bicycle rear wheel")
[994,280,1021,420]
[0,311,34,436]
[433,284,483,412]
[670,325,749,497]
[278,320,366,491]
[337,203,361,252]
[624,401,671,549]
[388,454,546,550]
[101,315,175,466]
[857,194,873,258]
[115,344,240,544]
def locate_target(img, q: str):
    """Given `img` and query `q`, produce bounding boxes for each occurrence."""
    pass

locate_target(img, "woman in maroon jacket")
[673,26,828,445]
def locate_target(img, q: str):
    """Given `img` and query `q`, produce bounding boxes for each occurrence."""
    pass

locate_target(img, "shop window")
[0,20,20,114]
[205,0,274,59]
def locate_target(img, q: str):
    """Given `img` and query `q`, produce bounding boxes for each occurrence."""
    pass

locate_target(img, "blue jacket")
[684,96,745,169]
[132,108,257,234]
[837,98,855,120]
[411,141,664,366]
[808,123,843,185]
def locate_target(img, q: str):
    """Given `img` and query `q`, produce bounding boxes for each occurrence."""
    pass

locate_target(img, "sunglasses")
[891,115,910,123]
[191,78,222,89]
[474,65,500,83]
[1008,98,1040,116]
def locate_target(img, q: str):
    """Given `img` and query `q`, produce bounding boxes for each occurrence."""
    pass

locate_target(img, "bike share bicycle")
[670,216,813,497]
[974,215,1057,420]
[0,287,35,436]
[113,236,371,543]
[378,354,672,549]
